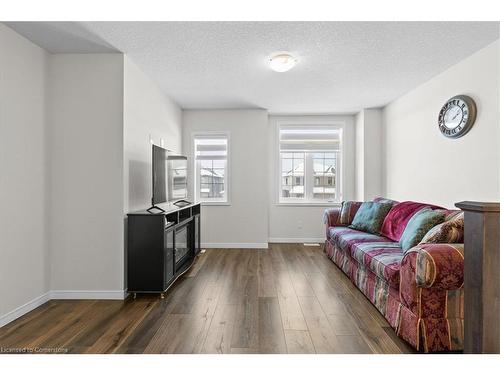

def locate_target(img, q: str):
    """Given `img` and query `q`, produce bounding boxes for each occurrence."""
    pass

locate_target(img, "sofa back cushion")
[443,210,463,222]
[380,201,442,242]
[399,208,446,251]
[420,211,464,244]
[373,197,399,206]
[339,201,363,225]
[349,202,393,235]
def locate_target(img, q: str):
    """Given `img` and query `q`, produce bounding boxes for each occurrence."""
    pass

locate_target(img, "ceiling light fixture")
[269,52,298,72]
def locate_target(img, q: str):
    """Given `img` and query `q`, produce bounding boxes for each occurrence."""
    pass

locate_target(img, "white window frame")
[276,121,345,206]
[192,132,230,206]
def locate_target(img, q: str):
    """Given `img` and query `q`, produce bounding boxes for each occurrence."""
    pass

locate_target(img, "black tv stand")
[147,205,166,213]
[173,200,191,208]
[127,202,201,298]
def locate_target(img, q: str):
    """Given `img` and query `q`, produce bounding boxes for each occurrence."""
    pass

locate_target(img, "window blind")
[279,125,341,152]
[194,137,227,160]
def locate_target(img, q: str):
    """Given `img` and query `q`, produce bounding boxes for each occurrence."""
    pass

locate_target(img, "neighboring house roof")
[200,168,224,178]
[283,161,335,176]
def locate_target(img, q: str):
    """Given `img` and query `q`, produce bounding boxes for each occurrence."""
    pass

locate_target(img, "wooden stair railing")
[455,201,500,353]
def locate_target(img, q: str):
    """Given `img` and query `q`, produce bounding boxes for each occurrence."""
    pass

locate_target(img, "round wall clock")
[438,95,477,138]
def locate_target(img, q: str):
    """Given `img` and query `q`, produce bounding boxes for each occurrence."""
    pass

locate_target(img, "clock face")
[438,95,476,138]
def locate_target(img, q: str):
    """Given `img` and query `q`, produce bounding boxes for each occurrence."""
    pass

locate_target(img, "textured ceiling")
[7,21,499,113]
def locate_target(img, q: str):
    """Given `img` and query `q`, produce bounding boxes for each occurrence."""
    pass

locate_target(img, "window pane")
[324,189,335,200]
[313,158,324,173]
[212,168,225,178]
[313,186,324,199]
[212,184,225,198]
[200,181,211,198]
[280,151,305,199]
[195,135,229,202]
[325,159,336,171]
[200,159,212,169]
[292,159,304,176]
[289,185,304,198]
[212,159,225,169]
[200,183,211,192]
[281,185,292,198]
[278,126,341,203]
[281,158,293,174]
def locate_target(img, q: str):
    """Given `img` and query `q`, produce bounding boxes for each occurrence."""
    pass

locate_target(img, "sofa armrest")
[403,243,464,290]
[400,243,464,316]
[398,243,464,351]
[323,207,342,240]
[323,207,342,228]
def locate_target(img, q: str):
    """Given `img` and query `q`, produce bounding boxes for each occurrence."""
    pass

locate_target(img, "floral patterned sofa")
[323,198,464,352]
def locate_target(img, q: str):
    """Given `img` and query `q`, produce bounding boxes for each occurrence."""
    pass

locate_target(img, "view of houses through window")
[199,159,225,199]
[194,135,228,203]
[279,125,341,203]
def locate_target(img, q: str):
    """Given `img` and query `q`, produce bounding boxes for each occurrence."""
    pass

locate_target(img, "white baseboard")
[0,292,51,328]
[50,290,127,300]
[0,289,127,328]
[201,242,268,249]
[268,237,324,244]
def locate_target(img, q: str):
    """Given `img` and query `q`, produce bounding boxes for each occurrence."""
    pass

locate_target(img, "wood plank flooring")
[0,244,415,354]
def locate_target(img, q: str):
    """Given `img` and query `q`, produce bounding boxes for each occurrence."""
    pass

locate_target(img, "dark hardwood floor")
[0,244,415,354]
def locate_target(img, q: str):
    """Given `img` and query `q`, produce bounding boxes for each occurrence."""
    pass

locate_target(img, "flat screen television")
[152,144,168,206]
[167,155,188,202]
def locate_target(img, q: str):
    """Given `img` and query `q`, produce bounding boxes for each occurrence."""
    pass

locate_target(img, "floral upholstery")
[399,243,464,351]
[420,211,464,244]
[411,243,464,289]
[324,200,464,352]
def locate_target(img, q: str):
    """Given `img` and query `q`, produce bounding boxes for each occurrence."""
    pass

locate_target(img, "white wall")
[48,54,125,295]
[355,111,365,201]
[383,40,500,208]
[1,27,183,324]
[355,108,383,201]
[182,110,269,248]
[123,57,182,213]
[0,24,50,322]
[364,109,383,200]
[268,115,355,242]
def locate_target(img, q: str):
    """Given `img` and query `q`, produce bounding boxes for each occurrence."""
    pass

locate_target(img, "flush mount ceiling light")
[269,52,298,72]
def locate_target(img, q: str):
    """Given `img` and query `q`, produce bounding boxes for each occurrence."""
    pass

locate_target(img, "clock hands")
[451,110,461,121]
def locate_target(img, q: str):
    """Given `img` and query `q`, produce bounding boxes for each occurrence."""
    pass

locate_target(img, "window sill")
[200,201,231,206]
[275,202,341,207]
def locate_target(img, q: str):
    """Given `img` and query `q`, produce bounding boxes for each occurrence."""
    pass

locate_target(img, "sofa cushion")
[420,211,464,244]
[373,197,399,206]
[349,202,393,234]
[329,227,390,254]
[339,201,363,225]
[443,210,463,222]
[399,208,446,251]
[380,201,442,242]
[351,242,404,287]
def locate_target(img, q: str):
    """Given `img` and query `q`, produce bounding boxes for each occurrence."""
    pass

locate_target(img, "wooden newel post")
[455,201,500,353]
